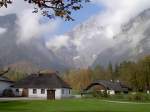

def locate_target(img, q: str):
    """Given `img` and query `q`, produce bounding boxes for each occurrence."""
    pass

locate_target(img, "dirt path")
[102,100,150,105]
[0,97,46,101]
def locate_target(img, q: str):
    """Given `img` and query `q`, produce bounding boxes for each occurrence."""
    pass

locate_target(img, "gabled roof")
[0,76,14,83]
[85,80,129,92]
[13,72,71,89]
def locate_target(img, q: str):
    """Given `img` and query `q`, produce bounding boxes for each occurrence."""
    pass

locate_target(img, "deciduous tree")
[0,0,89,21]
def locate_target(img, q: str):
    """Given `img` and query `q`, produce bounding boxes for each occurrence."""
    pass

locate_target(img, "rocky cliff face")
[0,8,150,70]
[93,9,150,67]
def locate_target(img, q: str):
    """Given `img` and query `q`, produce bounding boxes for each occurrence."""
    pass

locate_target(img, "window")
[62,89,64,94]
[33,89,37,94]
[41,89,45,94]
[69,89,70,94]
[16,89,19,92]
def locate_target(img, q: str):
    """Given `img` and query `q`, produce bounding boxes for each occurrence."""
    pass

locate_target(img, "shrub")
[128,92,150,101]
[110,93,125,100]
[82,94,94,99]
[92,90,108,98]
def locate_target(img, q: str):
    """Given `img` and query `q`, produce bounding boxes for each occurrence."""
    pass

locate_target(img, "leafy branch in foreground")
[0,0,90,21]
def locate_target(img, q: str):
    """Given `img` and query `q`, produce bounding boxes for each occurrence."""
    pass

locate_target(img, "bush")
[128,92,150,101]
[110,93,125,100]
[82,94,94,99]
[92,90,108,98]
[2,89,14,97]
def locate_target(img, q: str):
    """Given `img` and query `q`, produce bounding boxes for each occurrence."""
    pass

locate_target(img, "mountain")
[46,17,114,68]
[1,8,150,70]
[47,9,150,68]
[0,14,69,71]
[93,9,150,67]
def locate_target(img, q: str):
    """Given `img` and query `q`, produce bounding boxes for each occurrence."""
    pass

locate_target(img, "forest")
[1,55,150,92]
[63,55,150,92]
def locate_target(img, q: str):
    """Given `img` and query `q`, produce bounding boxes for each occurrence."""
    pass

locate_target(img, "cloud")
[92,0,150,38]
[46,0,150,67]
[0,0,31,16]
[46,35,70,51]
[73,56,80,60]
[0,0,60,44]
[0,27,7,34]
[1,0,150,68]
[16,9,60,43]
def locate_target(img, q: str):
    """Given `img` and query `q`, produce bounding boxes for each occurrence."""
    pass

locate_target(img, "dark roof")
[13,72,71,89]
[0,76,14,83]
[85,80,129,92]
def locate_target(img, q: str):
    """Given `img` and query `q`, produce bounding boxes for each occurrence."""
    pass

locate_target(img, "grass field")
[0,99,150,112]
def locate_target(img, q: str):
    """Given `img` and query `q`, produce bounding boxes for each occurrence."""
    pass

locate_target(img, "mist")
[45,0,150,68]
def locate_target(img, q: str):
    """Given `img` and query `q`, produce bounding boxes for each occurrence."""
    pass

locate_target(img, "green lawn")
[0,99,150,112]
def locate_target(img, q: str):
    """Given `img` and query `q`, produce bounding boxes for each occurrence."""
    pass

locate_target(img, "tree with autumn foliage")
[63,55,150,92]
[63,68,93,91]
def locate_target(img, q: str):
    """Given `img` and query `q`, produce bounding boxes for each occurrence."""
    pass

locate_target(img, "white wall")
[55,88,71,99]
[107,90,115,95]
[11,88,23,96]
[61,88,71,98]
[0,81,13,96]
[17,88,71,99]
[95,89,115,95]
[28,89,47,98]
[55,89,61,99]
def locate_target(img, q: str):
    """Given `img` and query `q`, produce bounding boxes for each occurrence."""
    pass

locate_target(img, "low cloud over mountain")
[93,9,150,67]
[0,0,150,69]
[0,14,68,71]
[46,0,150,68]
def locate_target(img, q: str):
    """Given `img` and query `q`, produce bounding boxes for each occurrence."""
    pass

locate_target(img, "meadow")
[0,99,150,112]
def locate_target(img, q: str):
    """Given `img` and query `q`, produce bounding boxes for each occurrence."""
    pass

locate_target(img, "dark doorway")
[47,90,55,100]
[22,88,28,97]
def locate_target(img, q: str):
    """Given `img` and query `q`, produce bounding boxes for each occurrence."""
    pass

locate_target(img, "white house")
[0,76,14,96]
[13,71,72,99]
